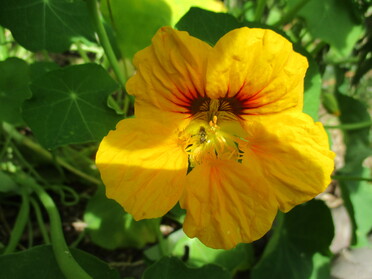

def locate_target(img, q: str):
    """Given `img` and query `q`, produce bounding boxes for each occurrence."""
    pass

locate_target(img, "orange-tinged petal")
[126,26,212,119]
[240,112,335,212]
[206,27,308,115]
[96,118,188,220]
[180,159,278,249]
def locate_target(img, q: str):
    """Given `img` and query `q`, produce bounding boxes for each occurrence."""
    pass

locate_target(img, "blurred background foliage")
[0,0,371,278]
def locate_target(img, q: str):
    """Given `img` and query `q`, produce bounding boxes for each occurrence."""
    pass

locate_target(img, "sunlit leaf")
[0,245,120,279]
[101,0,171,59]
[142,257,232,279]
[0,0,95,52]
[0,57,31,126]
[22,63,121,149]
[84,186,159,249]
[287,0,364,57]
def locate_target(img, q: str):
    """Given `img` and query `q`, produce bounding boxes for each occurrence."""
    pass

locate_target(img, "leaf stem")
[274,0,310,27]
[28,180,92,279]
[155,223,167,257]
[254,0,267,22]
[86,0,129,103]
[324,121,372,130]
[0,26,9,60]
[30,198,51,244]
[2,123,101,186]
[332,175,372,182]
[75,41,91,63]
[3,188,30,255]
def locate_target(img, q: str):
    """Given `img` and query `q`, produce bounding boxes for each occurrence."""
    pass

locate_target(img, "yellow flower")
[96,26,335,249]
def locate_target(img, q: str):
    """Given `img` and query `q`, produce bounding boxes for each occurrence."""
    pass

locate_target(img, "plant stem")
[274,0,310,27]
[155,223,167,257]
[29,180,92,279]
[2,123,101,186]
[75,41,91,63]
[3,188,30,254]
[86,0,129,96]
[324,121,372,130]
[254,0,267,22]
[30,198,51,244]
[332,175,372,182]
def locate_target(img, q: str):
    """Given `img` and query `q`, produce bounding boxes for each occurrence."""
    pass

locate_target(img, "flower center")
[181,99,242,167]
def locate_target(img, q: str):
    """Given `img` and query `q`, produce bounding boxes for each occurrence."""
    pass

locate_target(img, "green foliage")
[0,58,31,126]
[0,245,120,279]
[142,257,232,279]
[22,63,121,149]
[84,186,159,249]
[0,0,95,52]
[145,229,254,273]
[0,0,371,278]
[287,0,364,57]
[252,200,334,279]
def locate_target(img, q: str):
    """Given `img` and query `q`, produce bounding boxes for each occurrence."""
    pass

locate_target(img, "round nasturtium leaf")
[0,57,31,126]
[22,63,122,149]
[0,0,95,52]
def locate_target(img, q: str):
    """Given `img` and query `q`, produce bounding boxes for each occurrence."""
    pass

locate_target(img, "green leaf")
[22,63,121,149]
[84,186,159,249]
[0,245,120,279]
[287,0,364,57]
[345,169,372,247]
[176,7,242,46]
[299,50,322,121]
[0,0,95,52]
[252,200,334,279]
[30,61,60,81]
[101,0,172,58]
[142,257,232,279]
[144,229,253,273]
[0,57,31,126]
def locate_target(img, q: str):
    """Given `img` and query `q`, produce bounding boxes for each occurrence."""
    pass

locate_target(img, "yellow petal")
[206,27,308,115]
[126,26,212,119]
[240,112,335,212]
[180,159,278,249]
[96,118,188,220]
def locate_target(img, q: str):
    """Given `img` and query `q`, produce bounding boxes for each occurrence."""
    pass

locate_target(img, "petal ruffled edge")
[240,112,335,212]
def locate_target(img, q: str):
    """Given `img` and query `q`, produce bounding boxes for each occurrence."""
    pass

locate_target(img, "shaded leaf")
[0,245,120,279]
[0,0,95,52]
[142,256,232,279]
[176,7,242,46]
[0,57,31,126]
[252,200,334,279]
[84,186,159,249]
[22,63,121,149]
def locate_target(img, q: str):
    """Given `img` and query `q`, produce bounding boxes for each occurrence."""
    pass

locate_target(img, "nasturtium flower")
[96,26,335,249]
